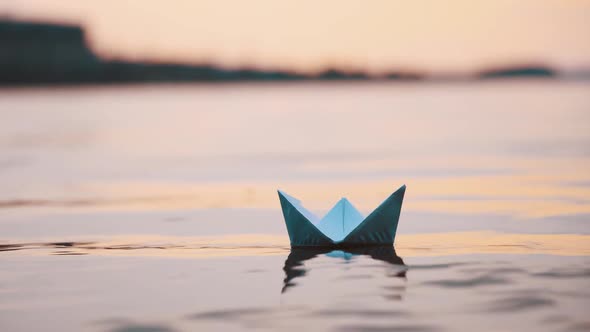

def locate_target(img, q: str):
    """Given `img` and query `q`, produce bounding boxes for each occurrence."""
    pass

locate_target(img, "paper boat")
[278,185,406,248]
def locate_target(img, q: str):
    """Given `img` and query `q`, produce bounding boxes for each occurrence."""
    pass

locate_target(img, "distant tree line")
[0,20,567,86]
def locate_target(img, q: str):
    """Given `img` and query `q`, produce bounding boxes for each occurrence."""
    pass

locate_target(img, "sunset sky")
[2,0,590,73]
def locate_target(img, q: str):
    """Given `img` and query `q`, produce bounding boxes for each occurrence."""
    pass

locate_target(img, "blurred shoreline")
[2,19,589,86]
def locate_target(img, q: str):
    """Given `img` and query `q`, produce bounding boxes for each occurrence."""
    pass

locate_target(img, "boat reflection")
[282,246,406,294]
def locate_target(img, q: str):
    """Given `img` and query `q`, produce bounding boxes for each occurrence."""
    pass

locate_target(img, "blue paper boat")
[278,185,406,248]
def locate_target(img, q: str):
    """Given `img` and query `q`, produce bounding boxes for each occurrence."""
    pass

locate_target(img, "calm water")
[0,81,589,332]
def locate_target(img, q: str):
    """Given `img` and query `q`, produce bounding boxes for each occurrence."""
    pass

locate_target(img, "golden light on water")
[4,232,589,258]
[10,164,590,218]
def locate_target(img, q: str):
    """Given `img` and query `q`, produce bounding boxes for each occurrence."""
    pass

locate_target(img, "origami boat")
[278,185,406,248]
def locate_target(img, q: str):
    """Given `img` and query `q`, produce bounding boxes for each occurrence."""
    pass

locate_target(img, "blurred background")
[0,0,589,225]
[1,0,590,83]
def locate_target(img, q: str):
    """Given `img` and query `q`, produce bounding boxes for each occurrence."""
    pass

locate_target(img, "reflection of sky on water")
[3,242,588,332]
[0,81,589,220]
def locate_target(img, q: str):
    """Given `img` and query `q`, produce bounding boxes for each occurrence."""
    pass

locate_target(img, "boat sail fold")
[278,185,406,247]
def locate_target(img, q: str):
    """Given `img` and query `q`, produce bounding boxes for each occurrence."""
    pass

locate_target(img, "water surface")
[0,81,589,331]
